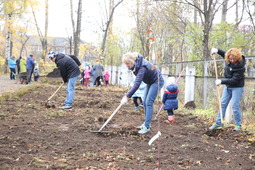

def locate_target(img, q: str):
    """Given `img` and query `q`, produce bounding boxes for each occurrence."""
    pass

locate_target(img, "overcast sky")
[29,0,252,45]
[30,0,134,45]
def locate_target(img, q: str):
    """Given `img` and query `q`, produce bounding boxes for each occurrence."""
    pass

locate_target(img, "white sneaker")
[138,126,150,134]
[137,123,151,129]
[136,123,145,129]
[59,105,72,110]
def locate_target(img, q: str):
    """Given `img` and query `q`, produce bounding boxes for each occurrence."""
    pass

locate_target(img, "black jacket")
[218,49,246,87]
[55,53,80,83]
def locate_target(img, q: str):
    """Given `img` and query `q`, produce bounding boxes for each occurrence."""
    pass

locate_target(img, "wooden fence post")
[185,66,195,104]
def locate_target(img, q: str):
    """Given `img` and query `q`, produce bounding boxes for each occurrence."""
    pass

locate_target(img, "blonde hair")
[225,48,242,63]
[122,52,139,65]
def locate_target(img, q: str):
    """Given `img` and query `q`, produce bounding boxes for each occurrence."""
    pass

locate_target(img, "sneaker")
[233,125,241,131]
[137,123,151,129]
[209,123,223,130]
[138,126,150,134]
[136,123,145,129]
[59,105,72,110]
[135,106,140,110]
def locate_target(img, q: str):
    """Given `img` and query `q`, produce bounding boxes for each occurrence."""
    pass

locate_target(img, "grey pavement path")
[0,75,33,96]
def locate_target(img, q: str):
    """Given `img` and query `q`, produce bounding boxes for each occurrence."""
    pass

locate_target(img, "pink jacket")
[104,71,110,81]
[84,69,91,79]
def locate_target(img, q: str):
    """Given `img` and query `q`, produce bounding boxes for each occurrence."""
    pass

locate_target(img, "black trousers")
[94,76,101,86]
[133,97,143,107]
[9,68,16,80]
[167,109,174,116]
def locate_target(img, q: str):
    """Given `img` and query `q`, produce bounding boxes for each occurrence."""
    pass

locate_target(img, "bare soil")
[0,77,254,170]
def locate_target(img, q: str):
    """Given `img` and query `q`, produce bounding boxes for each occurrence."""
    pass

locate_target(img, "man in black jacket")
[48,51,80,110]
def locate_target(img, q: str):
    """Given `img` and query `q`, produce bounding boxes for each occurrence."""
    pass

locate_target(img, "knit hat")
[166,77,176,85]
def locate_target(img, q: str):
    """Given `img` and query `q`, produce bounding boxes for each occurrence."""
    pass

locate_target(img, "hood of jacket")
[166,84,178,93]
[55,53,65,64]
[228,55,246,70]
[132,54,153,75]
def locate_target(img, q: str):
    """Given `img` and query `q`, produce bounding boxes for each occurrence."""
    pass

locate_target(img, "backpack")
[69,55,81,66]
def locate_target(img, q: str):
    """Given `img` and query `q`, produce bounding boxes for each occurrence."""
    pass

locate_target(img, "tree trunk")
[19,35,29,57]
[202,0,210,60]
[70,0,75,54]
[31,1,48,62]
[221,0,228,22]
[70,0,82,57]
[235,0,239,23]
[68,36,73,54]
[101,0,124,57]
[5,14,12,73]
[74,0,82,57]
[194,0,198,24]
[42,0,48,61]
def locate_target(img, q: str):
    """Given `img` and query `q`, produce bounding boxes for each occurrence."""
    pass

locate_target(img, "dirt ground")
[0,77,254,170]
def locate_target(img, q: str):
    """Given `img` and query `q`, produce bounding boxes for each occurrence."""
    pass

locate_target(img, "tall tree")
[70,0,82,57]
[244,0,255,35]
[221,0,228,22]
[31,0,48,61]
[1,0,31,73]
[17,25,30,57]
[99,0,124,58]
[180,0,222,59]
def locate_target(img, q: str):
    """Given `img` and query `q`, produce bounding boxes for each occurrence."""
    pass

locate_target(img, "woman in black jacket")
[209,48,246,131]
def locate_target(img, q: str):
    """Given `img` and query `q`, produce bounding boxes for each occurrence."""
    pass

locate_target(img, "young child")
[84,66,91,86]
[103,71,110,86]
[162,77,179,123]
[130,75,145,110]
[33,65,40,81]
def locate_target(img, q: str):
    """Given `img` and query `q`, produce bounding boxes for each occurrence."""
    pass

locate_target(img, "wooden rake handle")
[46,83,65,103]
[98,103,123,132]
[213,54,223,123]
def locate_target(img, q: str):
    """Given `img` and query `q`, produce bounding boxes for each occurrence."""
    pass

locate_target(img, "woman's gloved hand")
[121,95,128,105]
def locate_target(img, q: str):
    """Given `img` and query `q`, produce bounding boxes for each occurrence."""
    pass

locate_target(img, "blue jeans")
[143,77,164,128]
[65,75,79,107]
[90,76,95,87]
[216,86,244,126]
[26,69,33,82]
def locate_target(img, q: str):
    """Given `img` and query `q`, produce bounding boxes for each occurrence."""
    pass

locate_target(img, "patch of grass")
[30,104,41,111]
[40,77,49,83]
[184,123,196,128]
[0,136,13,141]
[145,154,154,162]
[0,85,41,104]
[52,129,61,133]
[29,157,49,168]
[0,112,7,119]
[243,111,255,135]
[46,111,64,119]
[188,107,216,118]
[55,80,63,84]
[1,94,11,101]
[180,105,255,135]
[15,88,30,97]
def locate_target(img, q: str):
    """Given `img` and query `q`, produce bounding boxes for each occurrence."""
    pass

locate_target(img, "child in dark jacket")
[162,77,179,123]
